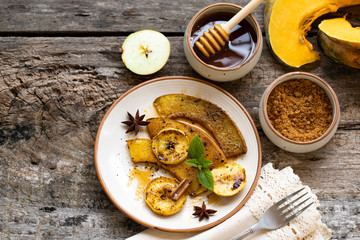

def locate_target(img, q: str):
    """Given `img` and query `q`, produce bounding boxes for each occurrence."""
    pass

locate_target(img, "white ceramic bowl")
[183,3,263,82]
[259,72,340,153]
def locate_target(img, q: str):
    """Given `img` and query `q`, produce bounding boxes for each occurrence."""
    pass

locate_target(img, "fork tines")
[276,187,314,223]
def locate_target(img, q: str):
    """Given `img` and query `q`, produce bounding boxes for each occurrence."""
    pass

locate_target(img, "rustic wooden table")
[0,1,359,239]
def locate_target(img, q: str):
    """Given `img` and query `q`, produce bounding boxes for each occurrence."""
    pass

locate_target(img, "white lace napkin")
[127,163,331,240]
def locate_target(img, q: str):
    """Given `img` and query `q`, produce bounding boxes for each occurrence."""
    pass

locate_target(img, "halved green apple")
[121,30,170,75]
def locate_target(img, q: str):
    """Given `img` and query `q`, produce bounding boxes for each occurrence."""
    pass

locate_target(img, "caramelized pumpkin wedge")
[144,177,187,216]
[212,162,246,197]
[153,94,247,157]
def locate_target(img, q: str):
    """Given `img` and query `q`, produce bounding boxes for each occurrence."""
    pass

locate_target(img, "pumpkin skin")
[318,17,360,69]
[264,0,360,68]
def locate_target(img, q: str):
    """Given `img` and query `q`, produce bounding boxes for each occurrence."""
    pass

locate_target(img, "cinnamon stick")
[170,178,192,200]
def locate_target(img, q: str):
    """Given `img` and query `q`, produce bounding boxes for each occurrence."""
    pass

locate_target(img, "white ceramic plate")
[94,76,262,232]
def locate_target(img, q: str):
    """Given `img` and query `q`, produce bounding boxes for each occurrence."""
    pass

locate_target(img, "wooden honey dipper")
[195,0,264,58]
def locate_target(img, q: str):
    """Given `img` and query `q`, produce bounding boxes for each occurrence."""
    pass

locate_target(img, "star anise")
[121,110,149,135]
[192,201,217,221]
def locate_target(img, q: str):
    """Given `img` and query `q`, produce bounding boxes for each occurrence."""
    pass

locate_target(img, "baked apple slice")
[144,177,187,216]
[212,162,246,197]
[151,128,189,165]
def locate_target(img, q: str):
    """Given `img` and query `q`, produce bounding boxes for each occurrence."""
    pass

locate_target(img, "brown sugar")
[267,79,333,142]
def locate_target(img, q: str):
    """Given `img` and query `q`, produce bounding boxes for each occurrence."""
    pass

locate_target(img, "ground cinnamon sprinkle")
[267,79,333,142]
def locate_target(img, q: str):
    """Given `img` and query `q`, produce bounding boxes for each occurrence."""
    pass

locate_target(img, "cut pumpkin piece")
[126,139,158,163]
[264,0,360,67]
[153,94,246,157]
[318,17,360,69]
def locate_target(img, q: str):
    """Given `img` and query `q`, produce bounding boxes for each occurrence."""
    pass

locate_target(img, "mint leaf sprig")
[186,135,214,191]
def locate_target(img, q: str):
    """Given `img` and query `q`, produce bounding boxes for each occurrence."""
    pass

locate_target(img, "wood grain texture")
[0,1,357,35]
[0,0,265,34]
[0,36,359,239]
[0,1,359,239]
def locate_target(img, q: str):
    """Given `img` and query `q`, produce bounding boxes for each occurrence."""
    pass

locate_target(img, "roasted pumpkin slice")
[212,162,246,197]
[153,94,247,157]
[126,138,157,163]
[144,177,187,216]
[318,17,360,69]
[264,0,360,67]
[151,128,189,165]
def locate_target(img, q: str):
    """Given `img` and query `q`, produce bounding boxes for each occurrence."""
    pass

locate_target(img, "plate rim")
[94,76,262,232]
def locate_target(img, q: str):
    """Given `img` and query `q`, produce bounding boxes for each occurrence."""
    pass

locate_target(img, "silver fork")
[230,187,314,240]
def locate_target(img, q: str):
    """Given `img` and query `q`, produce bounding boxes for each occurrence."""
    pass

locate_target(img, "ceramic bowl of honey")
[259,72,340,153]
[184,3,263,82]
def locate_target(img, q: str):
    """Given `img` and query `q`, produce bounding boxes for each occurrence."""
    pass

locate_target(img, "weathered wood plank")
[0,37,359,239]
[0,36,358,129]
[0,0,265,34]
[1,1,358,34]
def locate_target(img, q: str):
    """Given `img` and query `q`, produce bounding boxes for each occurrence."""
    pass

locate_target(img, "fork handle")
[230,223,262,240]
[229,228,253,240]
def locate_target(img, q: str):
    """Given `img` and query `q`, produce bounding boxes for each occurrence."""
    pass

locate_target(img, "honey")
[128,168,154,200]
[207,192,221,204]
[191,12,257,68]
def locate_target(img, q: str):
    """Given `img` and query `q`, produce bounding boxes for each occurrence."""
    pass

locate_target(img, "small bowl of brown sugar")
[259,72,340,153]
